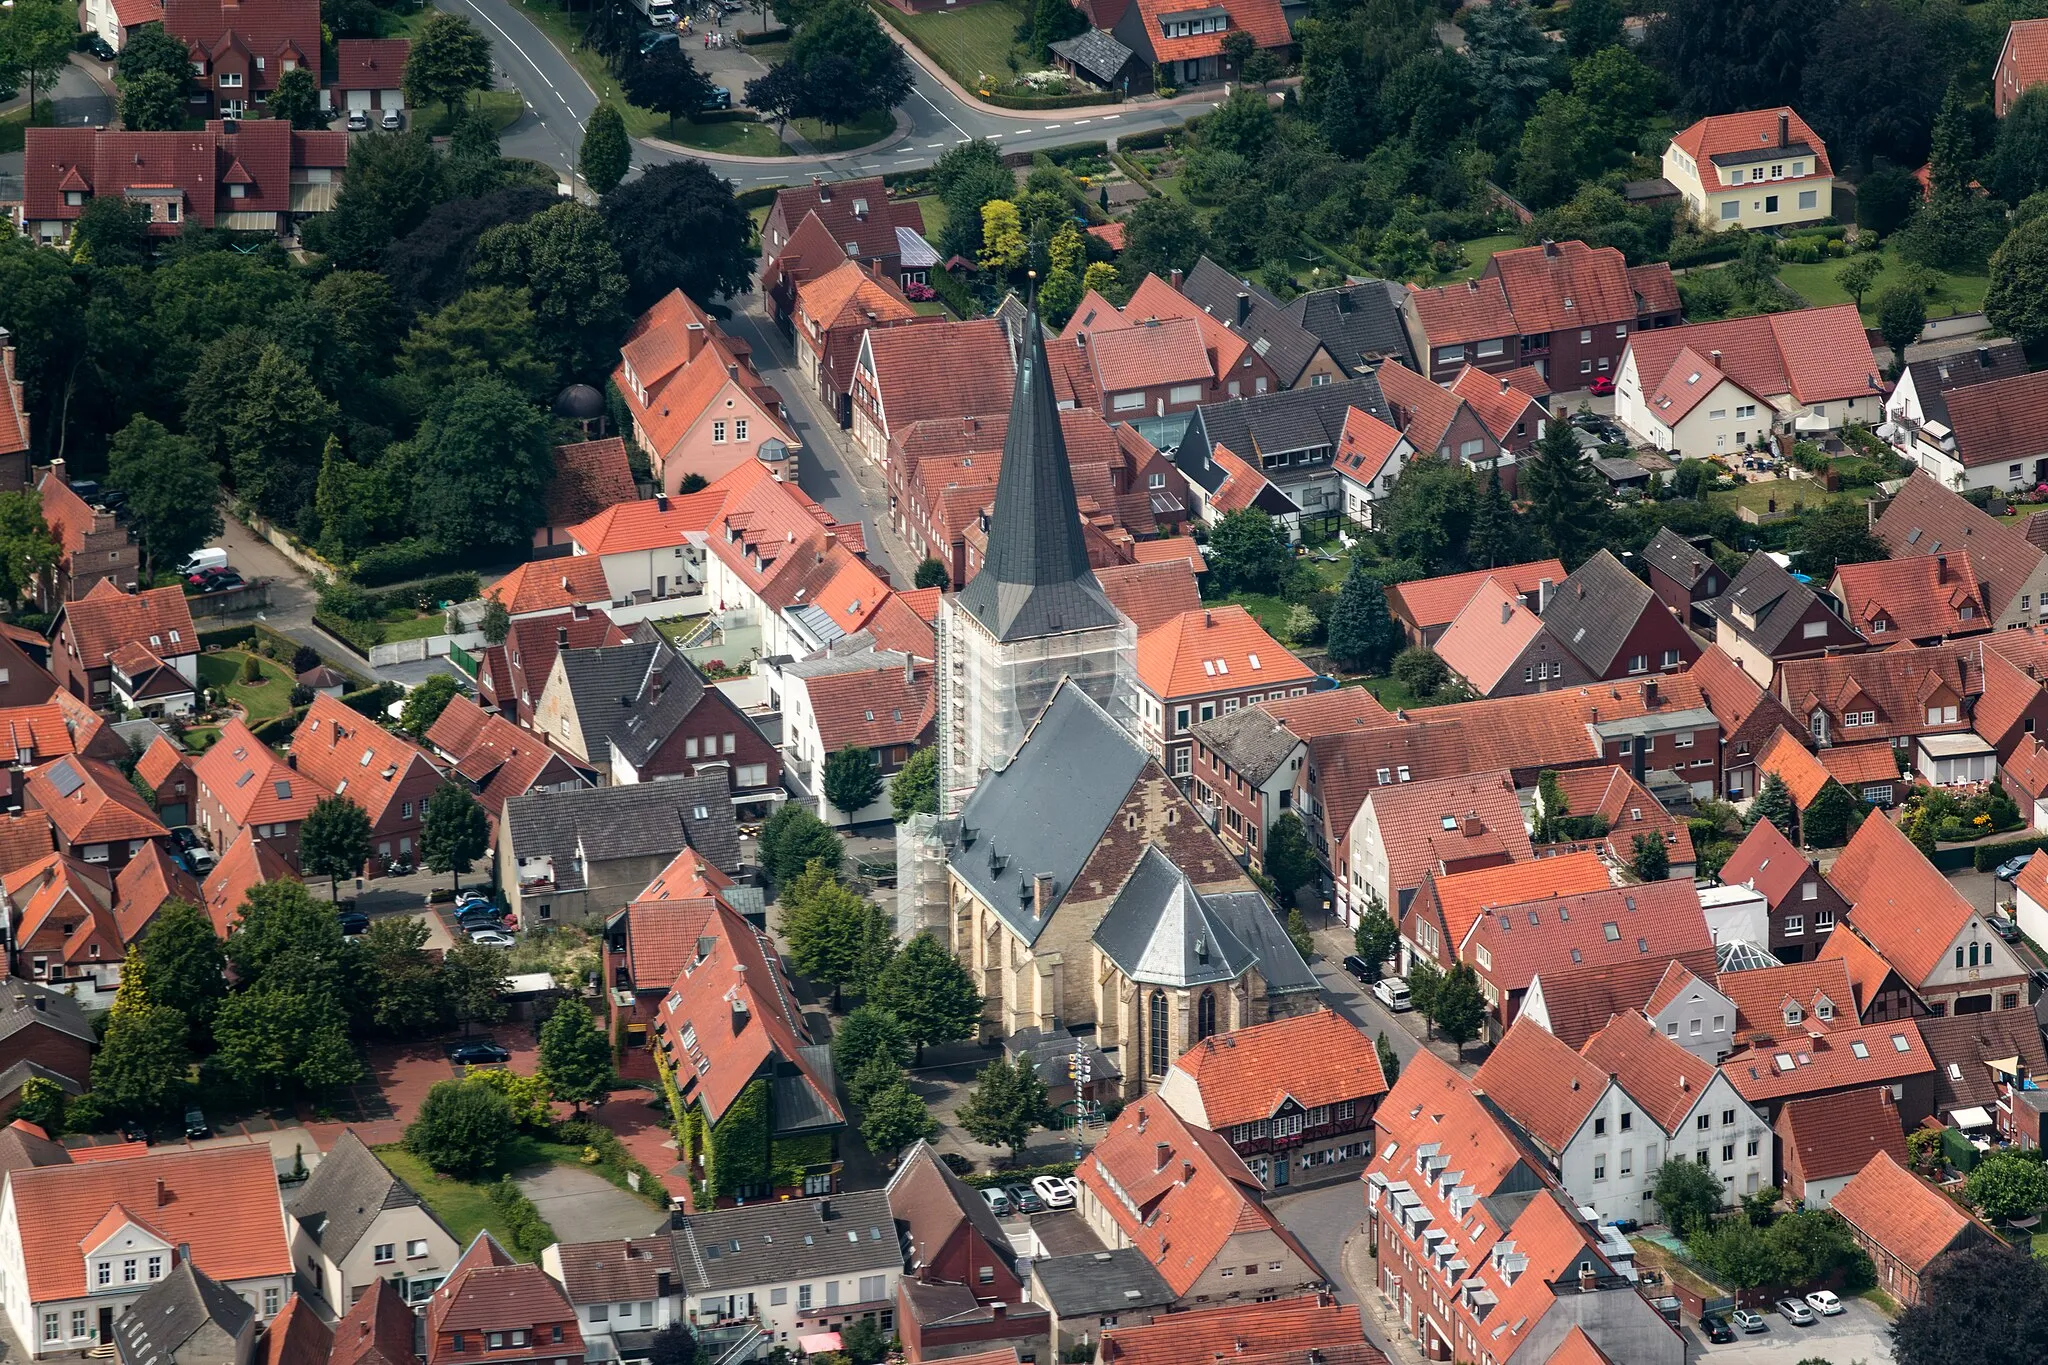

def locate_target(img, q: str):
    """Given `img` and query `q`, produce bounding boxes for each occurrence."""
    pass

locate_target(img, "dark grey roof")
[1030,1248,1175,1317]
[612,643,717,771]
[1092,845,1256,988]
[1640,527,1714,591]
[559,639,715,770]
[1004,1027,1122,1081]
[1049,28,1132,84]
[672,1189,899,1295]
[771,1044,844,1136]
[293,1129,443,1261]
[948,682,1151,946]
[1179,257,1327,388]
[0,1059,81,1097]
[1177,376,1391,490]
[0,1117,70,1171]
[1709,553,1844,657]
[0,978,94,1048]
[955,311,1123,645]
[1905,342,2029,430]
[1540,549,1658,676]
[1188,705,1302,787]
[1210,886,1318,995]
[1621,178,1681,203]
[505,771,741,882]
[1288,278,1417,374]
[114,1261,254,1365]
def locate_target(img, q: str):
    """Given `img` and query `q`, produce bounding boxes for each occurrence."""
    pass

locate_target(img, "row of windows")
[1726,160,1809,183]
[372,1240,433,1263]
[1718,189,1821,218]
[711,419,749,443]
[1227,1101,1358,1143]
[47,1289,280,1344]
[1435,324,1629,366]
[448,1326,567,1351]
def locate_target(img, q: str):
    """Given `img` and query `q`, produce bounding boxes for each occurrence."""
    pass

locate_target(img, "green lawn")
[1775,247,1989,323]
[379,612,450,643]
[910,194,948,243]
[375,1144,563,1259]
[1220,592,1295,638]
[873,0,1029,91]
[414,89,525,137]
[1432,234,1522,284]
[1707,478,1863,518]
[197,650,295,722]
[1358,675,1460,710]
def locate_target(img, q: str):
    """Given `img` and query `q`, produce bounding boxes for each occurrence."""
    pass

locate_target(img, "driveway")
[515,1163,668,1243]
[1687,1299,1894,1363]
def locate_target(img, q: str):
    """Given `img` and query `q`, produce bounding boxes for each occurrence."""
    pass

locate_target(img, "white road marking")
[910,85,970,139]
[1045,123,1061,128]
[1103,113,1121,119]
[1073,118,1091,124]
[985,132,1002,138]
[927,142,947,148]
[464,1,566,107]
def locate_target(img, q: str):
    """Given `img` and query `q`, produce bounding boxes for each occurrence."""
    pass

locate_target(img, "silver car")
[1775,1297,1816,1326]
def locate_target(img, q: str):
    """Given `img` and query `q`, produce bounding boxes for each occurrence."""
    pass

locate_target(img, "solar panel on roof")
[46,760,82,798]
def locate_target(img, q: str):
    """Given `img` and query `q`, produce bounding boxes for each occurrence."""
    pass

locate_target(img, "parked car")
[938,1152,973,1176]
[702,85,731,109]
[182,846,215,874]
[1373,977,1412,1011]
[1006,1184,1044,1214]
[639,29,679,53]
[1699,1314,1735,1344]
[337,910,370,936]
[183,1109,209,1140]
[178,549,228,577]
[1032,1175,1075,1210]
[1342,954,1373,983]
[1805,1290,1842,1316]
[1730,1309,1766,1334]
[199,571,245,594]
[347,108,371,131]
[170,825,203,851]
[1775,1298,1815,1326]
[1062,1176,1083,1203]
[467,928,515,947]
[380,108,404,130]
[979,1188,1011,1217]
[1996,854,2033,881]
[120,1120,151,1145]
[83,33,117,60]
[454,892,497,912]
[451,1041,510,1066]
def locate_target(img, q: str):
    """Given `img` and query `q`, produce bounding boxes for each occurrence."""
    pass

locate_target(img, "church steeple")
[954,312,1121,644]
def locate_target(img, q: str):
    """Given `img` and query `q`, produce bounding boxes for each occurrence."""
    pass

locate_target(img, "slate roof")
[955,313,1123,645]
[1541,549,1663,676]
[1918,1010,2048,1119]
[0,1119,71,1173]
[1641,528,1716,591]
[560,638,712,771]
[503,771,740,883]
[672,1190,898,1294]
[1180,376,1392,471]
[1900,341,2027,430]
[949,682,1152,946]
[1288,279,1416,374]
[1093,844,1257,988]
[293,1130,444,1264]
[0,977,93,1048]
[1177,257,1329,388]
[1030,1247,1174,1318]
[1712,553,1848,656]
[114,1259,254,1365]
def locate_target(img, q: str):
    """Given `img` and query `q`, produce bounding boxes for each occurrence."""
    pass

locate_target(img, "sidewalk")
[1307,922,1492,1076]
[1341,1233,1427,1365]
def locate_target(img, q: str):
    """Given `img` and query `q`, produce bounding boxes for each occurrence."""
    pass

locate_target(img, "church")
[926,313,1319,1099]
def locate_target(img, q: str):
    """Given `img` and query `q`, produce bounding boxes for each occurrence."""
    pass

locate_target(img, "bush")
[962,1160,1077,1189]
[1975,835,2048,872]
[352,538,459,586]
[315,612,384,655]
[488,1176,557,1260]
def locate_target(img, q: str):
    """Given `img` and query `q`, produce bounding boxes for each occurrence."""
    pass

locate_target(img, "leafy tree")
[1,0,76,115]
[1991,86,2048,207]
[601,161,756,314]
[872,931,982,1063]
[227,879,352,996]
[215,343,336,526]
[1857,163,1920,237]
[213,982,360,1095]
[1516,91,1598,209]
[1803,0,1941,172]
[643,1325,698,1365]
[480,596,512,646]
[832,1005,912,1081]
[1391,647,1451,699]
[116,22,192,85]
[1892,1241,2048,1365]
[1285,906,1316,963]
[779,872,885,1007]
[759,804,843,886]
[1523,421,1605,561]
[1876,285,1927,358]
[1789,498,1885,577]
[1748,772,1799,840]
[93,1000,191,1116]
[1039,221,1087,327]
[1206,86,1276,159]
[1325,562,1401,674]
[890,747,938,822]
[137,900,227,1035]
[539,1003,617,1113]
[1082,260,1125,304]
[847,1050,904,1107]
[914,557,950,590]
[957,1054,1047,1163]
[1430,962,1486,1057]
[359,916,447,1035]
[823,747,883,817]
[979,200,1026,271]
[72,196,153,270]
[860,1080,936,1164]
[106,417,222,579]
[472,201,629,380]
[399,287,555,402]
[409,379,555,552]
[580,103,632,195]
[786,0,912,121]
[405,10,492,116]
[0,492,59,606]
[1966,1151,2048,1223]
[1264,813,1318,907]
[1800,780,1860,848]
[1562,0,1622,57]
[1354,896,1398,982]
[401,674,464,737]
[406,1077,516,1176]
[745,60,804,135]
[421,782,491,895]
[1462,0,1556,134]
[1119,196,1210,285]
[1986,215,2048,348]
[1029,0,1086,58]
[621,44,713,135]
[13,1076,64,1134]
[1406,958,1443,1034]
[1206,509,1291,595]
[301,794,374,900]
[268,66,327,129]
[1836,254,1884,311]
[841,1318,888,1365]
[1384,457,1479,575]
[442,941,509,1034]
[385,185,558,315]
[1375,1031,1400,1087]
[1645,0,1832,120]
[466,1065,555,1128]
[1653,1155,1724,1235]
[1630,831,1670,881]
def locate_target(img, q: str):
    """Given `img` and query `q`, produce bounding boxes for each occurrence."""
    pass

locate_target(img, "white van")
[1373,978,1413,1012]
[179,548,228,576]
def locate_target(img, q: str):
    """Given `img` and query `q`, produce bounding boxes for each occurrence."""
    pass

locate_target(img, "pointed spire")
[954,311,1121,643]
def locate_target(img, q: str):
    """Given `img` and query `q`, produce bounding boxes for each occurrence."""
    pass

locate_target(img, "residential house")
[1873,471,2048,628]
[1157,1010,1388,1191]
[1889,365,2048,493]
[1771,636,1979,759]
[1689,644,1804,801]
[0,627,56,711]
[1998,18,2048,114]
[1717,816,1849,964]
[1831,553,1992,645]
[1918,1009,2048,1145]
[1363,1050,1680,1365]
[289,1130,460,1308]
[1711,553,1863,685]
[80,0,163,51]
[772,648,933,826]
[535,438,637,557]
[1344,768,1530,922]
[425,696,591,821]
[668,1192,897,1346]
[1180,444,1302,538]
[1096,1296,1383,1365]
[1384,560,1564,649]
[1071,275,1289,403]
[1374,361,1518,492]
[110,842,197,953]
[1615,306,1883,448]
[1173,258,1347,389]
[18,121,346,241]
[484,560,614,623]
[4,853,121,1006]
[479,612,633,729]
[1962,627,2048,760]
[1331,407,1415,530]
[0,1146,292,1358]
[1825,811,2029,1016]
[1134,606,1314,779]
[1882,342,2029,454]
[1286,277,1418,376]
[49,581,196,708]
[289,696,444,877]
[792,260,924,423]
[423,1234,582,1365]
[23,756,166,877]
[1531,764,1694,877]
[1172,377,1396,522]
[199,830,297,937]
[537,1237,681,1360]
[2003,734,2048,824]
[1663,108,1833,230]
[1540,549,1699,680]
[33,469,136,612]
[110,1260,256,1365]
[1720,1012,1937,1128]
[1406,238,1680,385]
[1447,364,1550,458]
[163,0,318,114]
[329,1280,418,1365]
[886,1142,1048,1363]
[1772,1087,1908,1208]
[0,334,27,491]
[1397,849,1612,977]
[1074,1098,1327,1305]
[698,467,891,664]
[0,978,94,1106]
[330,38,408,116]
[614,292,799,493]
[1828,1152,1992,1306]
[189,721,317,870]
[850,319,1018,470]
[1579,1011,1773,1199]
[1095,0,1290,88]
[1634,958,1740,1062]
[759,179,926,326]
[1187,688,1397,870]
[498,772,740,925]
[1028,1251,1173,1360]
[562,491,724,620]
[1641,528,1728,629]
[598,846,727,1065]
[1432,576,1591,698]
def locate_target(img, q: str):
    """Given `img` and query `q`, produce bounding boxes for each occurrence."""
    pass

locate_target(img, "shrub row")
[980,89,1123,110]
[1972,835,2048,873]
[1665,234,1747,269]
[735,184,784,209]
[962,1160,1076,1189]
[314,611,383,655]
[489,1176,557,1260]
[737,24,788,42]
[688,109,758,126]
[353,537,464,587]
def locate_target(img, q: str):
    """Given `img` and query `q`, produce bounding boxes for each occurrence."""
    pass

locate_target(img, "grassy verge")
[872,0,1029,91]
[1775,247,1989,323]
[197,650,295,722]
[1430,234,1522,284]
[415,89,526,136]
[0,101,54,156]
[1859,1285,1901,1315]
[376,1145,550,1255]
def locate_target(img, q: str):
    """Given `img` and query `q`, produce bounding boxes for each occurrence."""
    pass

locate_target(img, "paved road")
[440,0,1206,185]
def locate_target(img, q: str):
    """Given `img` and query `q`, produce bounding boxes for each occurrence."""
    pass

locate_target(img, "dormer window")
[1783,1001,1802,1026]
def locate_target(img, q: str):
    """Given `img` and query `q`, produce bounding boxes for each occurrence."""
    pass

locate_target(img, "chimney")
[1578,1265,1597,1292]
[1170,268,1185,290]
[818,1198,833,1220]
[557,626,569,647]
[1644,678,1659,707]
[1542,239,1559,258]
[656,493,669,512]
[1460,811,1483,836]
[1538,578,1554,612]
[1501,600,1512,625]
[1336,291,1353,315]
[1235,291,1251,325]
[1709,349,1722,365]
[1181,1159,1194,1184]
[726,363,738,380]
[1033,872,1054,918]
[1938,555,1948,582]
[1155,1142,1171,1172]
[156,1178,168,1207]
[1979,346,1994,367]
[1778,111,1789,148]
[1679,1073,1690,1091]
[1499,376,1511,394]
[991,1303,1005,1321]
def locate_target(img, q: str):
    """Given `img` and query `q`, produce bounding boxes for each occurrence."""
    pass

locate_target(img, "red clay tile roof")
[1827,811,1981,987]
[0,810,53,881]
[1465,879,1713,997]
[766,179,924,277]
[1775,635,1979,746]
[1579,1010,1716,1136]
[1408,275,1516,351]
[26,755,166,847]
[1423,849,1612,959]
[1819,740,1900,789]
[1363,767,1532,896]
[1129,535,1207,571]
[546,438,636,532]
[1334,406,1410,487]
[1449,365,1548,443]
[0,702,85,765]
[0,342,28,459]
[330,1279,415,1365]
[290,695,440,827]
[113,841,199,944]
[614,291,796,459]
[1433,577,1546,694]
[803,659,935,752]
[9,852,115,966]
[568,488,727,558]
[59,581,196,672]
[1829,1151,1984,1274]
[1082,316,1214,394]
[193,720,319,829]
[1385,560,1566,634]
[12,1145,290,1302]
[1875,472,2048,624]
[860,318,1017,437]
[1169,1010,1387,1129]
[1376,359,1478,453]
[1756,726,1831,808]
[426,696,588,817]
[332,37,408,89]
[1541,764,1695,867]
[1627,305,1876,407]
[1097,560,1202,638]
[1643,346,1769,426]
[429,1234,581,1348]
[36,475,107,561]
[1128,0,1288,62]
[1087,222,1125,252]
[1626,264,1681,317]
[486,560,612,617]
[1938,369,2048,469]
[1412,242,1675,348]
[1720,1018,1931,1103]
[1098,1295,1382,1365]
[1816,921,1905,1019]
[2005,19,2048,102]
[1775,1087,1907,1183]
[861,592,938,660]
[1971,629,2048,747]
[1670,107,1832,190]
[1206,444,1274,515]
[261,1294,335,1365]
[1532,947,1722,1050]
[1135,605,1312,700]
[1473,1018,1609,1153]
[201,830,297,936]
[1716,815,1817,907]
[621,895,719,993]
[1833,554,1990,641]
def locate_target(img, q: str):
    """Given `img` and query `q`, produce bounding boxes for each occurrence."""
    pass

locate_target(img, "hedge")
[688,109,758,125]
[1665,235,1747,269]
[930,266,981,320]
[248,707,308,745]
[314,611,382,655]
[737,24,788,41]
[489,1176,557,1260]
[368,572,481,614]
[1972,835,2048,872]
[352,537,462,587]
[342,682,403,720]
[980,89,1123,110]
[963,1160,1076,1189]
[199,624,258,650]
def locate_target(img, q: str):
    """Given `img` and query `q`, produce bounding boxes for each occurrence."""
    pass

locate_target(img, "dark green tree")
[758,804,843,886]
[1986,216,2048,348]
[116,22,193,85]
[621,44,713,135]
[1383,457,1478,575]
[787,0,913,121]
[1562,0,1622,56]
[1802,0,1941,172]
[1892,1241,2048,1365]
[1789,499,1885,577]
[1029,0,1086,58]
[1468,462,1524,569]
[1630,831,1671,881]
[890,747,938,822]
[847,1050,905,1107]
[643,1325,699,1365]
[216,343,336,526]
[538,1003,617,1113]
[1857,163,1920,236]
[580,102,632,195]
[778,871,882,1007]
[92,1001,191,1116]
[359,916,448,1035]
[480,596,512,647]
[1965,1151,2048,1223]
[1645,0,1833,120]
[1800,780,1861,848]
[1265,813,1318,907]
[601,161,756,314]
[823,747,883,817]
[399,288,555,401]
[1205,509,1292,595]
[268,67,327,129]
[1523,421,1605,562]
[957,1054,1047,1163]
[405,1077,516,1175]
[409,379,555,552]
[1407,959,1443,1034]
[106,416,222,579]
[2,0,76,116]
[1430,962,1486,1057]
[930,140,1013,261]
[1876,285,1928,358]
[226,879,352,996]
[1325,562,1401,674]
[1992,87,2048,206]
[421,782,491,895]
[471,201,629,380]
[1392,646,1451,699]
[71,197,151,268]
[137,900,228,1036]
[400,675,464,738]
[1836,254,1884,311]
[404,11,492,116]
[1354,893,1398,982]
[860,1080,936,1164]
[442,941,509,1036]
[832,1005,913,1080]
[300,794,374,900]
[1285,906,1316,962]
[1653,1156,1724,1235]
[1376,1031,1401,1088]
[213,983,361,1095]
[872,931,982,1063]
[1118,196,1210,286]
[914,557,950,590]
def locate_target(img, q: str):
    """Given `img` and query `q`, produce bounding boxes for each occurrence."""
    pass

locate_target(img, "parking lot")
[1688,1297,1894,1363]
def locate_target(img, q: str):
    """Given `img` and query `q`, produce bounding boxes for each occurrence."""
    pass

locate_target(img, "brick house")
[1384,560,1564,649]
[288,695,446,876]
[424,696,591,821]
[1997,18,2048,115]
[1640,528,1728,629]
[759,179,927,329]
[1187,688,1396,870]
[792,260,924,424]
[199,829,296,937]
[850,319,1019,471]
[534,437,636,556]
[49,582,196,708]
[5,852,121,1006]
[0,978,95,1108]
[1716,817,1849,964]
[1541,549,1699,681]
[598,847,727,1070]
[1432,576,1593,697]
[1831,553,1991,646]
[23,756,166,878]
[477,611,631,726]
[425,1235,582,1365]
[189,720,319,870]
[1133,606,1315,779]
[0,335,29,491]
[887,1142,1049,1363]
[34,468,135,612]
[1095,0,1291,90]
[1828,1152,1992,1306]
[1772,1087,1908,1208]
[1375,362,1519,493]
[1873,472,2048,630]
[1711,553,1864,686]
[330,38,409,116]
[163,0,318,116]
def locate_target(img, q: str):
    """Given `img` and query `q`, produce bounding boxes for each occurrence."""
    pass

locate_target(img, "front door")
[1274,1154,1290,1188]
[98,1307,113,1345]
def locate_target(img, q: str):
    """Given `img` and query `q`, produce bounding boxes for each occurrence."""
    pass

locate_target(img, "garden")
[197,649,297,723]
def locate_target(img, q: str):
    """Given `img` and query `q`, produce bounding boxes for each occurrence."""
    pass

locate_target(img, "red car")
[1589,375,1616,396]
